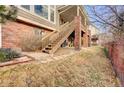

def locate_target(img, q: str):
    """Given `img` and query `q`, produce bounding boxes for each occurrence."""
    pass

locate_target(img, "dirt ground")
[0,46,120,87]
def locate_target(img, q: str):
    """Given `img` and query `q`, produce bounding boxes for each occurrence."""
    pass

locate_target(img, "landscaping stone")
[0,56,32,67]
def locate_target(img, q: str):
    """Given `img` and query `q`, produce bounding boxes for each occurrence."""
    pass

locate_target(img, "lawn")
[0,46,120,87]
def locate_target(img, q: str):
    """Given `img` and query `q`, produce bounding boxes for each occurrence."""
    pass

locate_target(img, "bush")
[20,32,43,51]
[0,48,21,62]
[0,52,6,62]
[103,47,109,58]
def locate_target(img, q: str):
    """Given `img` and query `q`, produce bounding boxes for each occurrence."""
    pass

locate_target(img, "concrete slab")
[22,47,81,63]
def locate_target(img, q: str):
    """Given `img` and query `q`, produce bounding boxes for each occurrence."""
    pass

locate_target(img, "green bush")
[0,48,21,62]
[0,52,7,62]
[103,48,109,58]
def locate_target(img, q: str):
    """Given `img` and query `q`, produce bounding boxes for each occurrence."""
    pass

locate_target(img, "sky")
[84,5,124,34]
[84,5,104,33]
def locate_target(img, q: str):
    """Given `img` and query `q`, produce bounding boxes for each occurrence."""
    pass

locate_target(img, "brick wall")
[74,16,81,50]
[105,41,124,86]
[1,21,51,50]
[83,32,89,47]
[74,16,90,49]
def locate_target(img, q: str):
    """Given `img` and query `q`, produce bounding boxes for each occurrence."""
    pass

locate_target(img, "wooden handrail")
[49,21,70,43]
[42,31,56,41]
[50,20,75,53]
[41,20,74,50]
[50,20,74,44]
[52,21,73,42]
[59,22,69,29]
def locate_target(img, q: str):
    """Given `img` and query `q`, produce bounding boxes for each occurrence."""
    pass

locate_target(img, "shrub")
[20,32,43,51]
[0,52,6,62]
[103,47,109,58]
[0,48,21,62]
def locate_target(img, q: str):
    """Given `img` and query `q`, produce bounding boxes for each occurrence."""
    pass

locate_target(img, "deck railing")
[50,20,74,44]
[41,31,56,49]
[49,20,75,53]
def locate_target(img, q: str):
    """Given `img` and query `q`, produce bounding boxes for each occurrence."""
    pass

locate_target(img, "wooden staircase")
[42,20,75,54]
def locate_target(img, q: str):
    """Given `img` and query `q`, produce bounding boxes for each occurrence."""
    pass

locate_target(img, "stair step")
[48,44,52,46]
[42,21,74,54]
[45,47,52,50]
[48,44,55,47]
[42,49,50,53]
[51,42,57,45]
[53,40,60,43]
[51,43,57,45]
[47,46,52,48]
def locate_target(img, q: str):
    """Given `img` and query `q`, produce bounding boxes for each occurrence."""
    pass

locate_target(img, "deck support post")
[83,32,88,47]
[74,16,81,50]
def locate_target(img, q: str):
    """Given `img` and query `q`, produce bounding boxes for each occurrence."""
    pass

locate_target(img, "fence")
[105,41,124,86]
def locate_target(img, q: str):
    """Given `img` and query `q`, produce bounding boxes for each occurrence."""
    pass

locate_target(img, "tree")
[0,5,17,23]
[86,5,124,41]
[0,5,17,48]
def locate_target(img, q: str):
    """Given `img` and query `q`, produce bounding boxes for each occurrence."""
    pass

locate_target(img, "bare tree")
[86,5,124,41]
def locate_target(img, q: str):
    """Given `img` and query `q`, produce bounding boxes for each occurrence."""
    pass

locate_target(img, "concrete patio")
[22,47,80,63]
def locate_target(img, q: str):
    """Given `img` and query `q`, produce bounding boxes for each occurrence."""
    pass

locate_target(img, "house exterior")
[0,5,90,54]
[98,32,114,45]
[89,24,100,45]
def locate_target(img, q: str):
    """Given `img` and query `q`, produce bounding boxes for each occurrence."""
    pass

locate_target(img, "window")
[34,5,48,19]
[50,6,55,22]
[50,5,54,9]
[21,5,30,10]
[20,5,55,23]
[50,9,54,22]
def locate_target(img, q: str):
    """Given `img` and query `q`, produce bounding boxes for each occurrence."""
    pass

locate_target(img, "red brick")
[74,16,81,50]
[1,21,51,50]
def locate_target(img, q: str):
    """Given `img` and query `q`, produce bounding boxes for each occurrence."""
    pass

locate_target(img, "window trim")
[50,9,55,22]
[50,5,56,23]
[17,5,56,24]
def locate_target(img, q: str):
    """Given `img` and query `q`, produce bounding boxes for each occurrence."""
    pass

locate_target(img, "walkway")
[22,47,79,63]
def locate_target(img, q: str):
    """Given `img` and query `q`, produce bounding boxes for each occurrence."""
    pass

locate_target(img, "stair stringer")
[42,21,75,54]
[49,26,75,54]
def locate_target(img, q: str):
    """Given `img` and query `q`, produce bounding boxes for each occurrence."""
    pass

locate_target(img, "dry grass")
[0,46,120,87]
